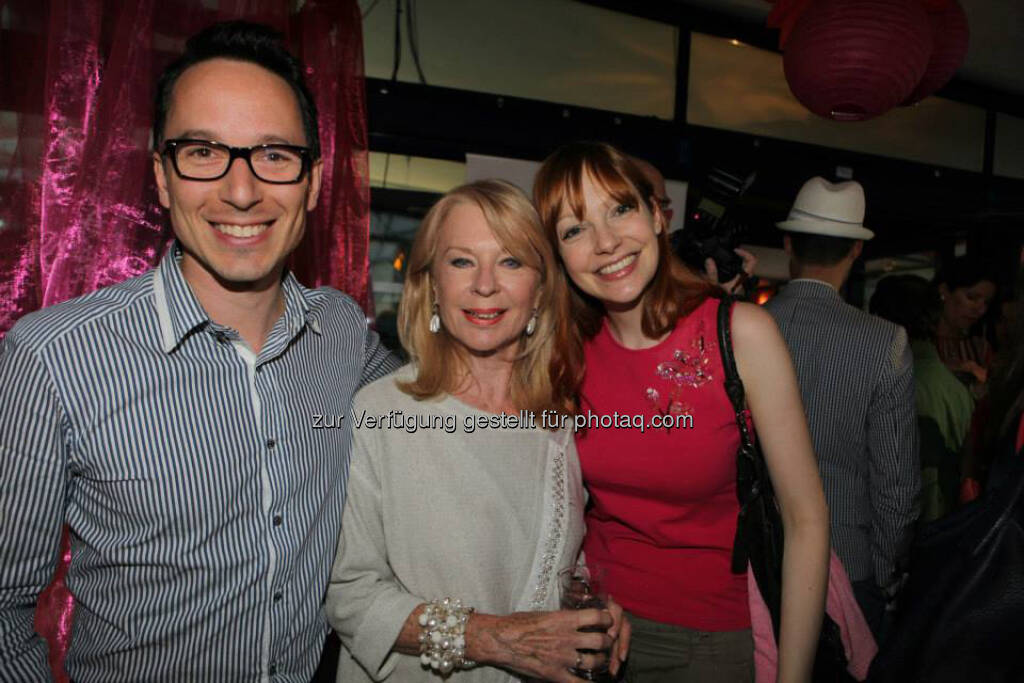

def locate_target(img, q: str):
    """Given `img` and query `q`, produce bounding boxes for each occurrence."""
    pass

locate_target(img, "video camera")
[672,165,756,284]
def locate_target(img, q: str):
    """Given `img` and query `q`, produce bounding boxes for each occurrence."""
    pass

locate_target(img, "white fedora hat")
[776,177,874,240]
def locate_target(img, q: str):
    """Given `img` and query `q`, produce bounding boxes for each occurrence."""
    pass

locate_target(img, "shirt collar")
[153,242,323,353]
[280,269,323,337]
[154,243,211,353]
[788,277,837,291]
[784,278,843,304]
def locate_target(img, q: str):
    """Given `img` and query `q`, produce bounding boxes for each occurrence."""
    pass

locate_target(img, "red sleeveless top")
[577,297,750,629]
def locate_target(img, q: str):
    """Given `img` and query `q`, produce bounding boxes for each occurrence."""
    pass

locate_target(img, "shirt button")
[273,514,283,527]
[273,591,282,602]
[268,663,277,675]
[266,438,276,449]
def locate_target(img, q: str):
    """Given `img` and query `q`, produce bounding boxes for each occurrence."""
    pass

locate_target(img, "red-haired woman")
[534,142,829,682]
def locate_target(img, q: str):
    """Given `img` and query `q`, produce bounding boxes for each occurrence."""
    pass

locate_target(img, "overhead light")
[730,39,742,47]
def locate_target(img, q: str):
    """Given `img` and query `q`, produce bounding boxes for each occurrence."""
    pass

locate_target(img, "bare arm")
[732,303,830,683]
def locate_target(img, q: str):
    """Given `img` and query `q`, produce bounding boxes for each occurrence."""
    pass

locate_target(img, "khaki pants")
[623,612,754,683]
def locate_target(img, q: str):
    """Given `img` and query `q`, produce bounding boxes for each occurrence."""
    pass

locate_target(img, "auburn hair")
[397,179,577,421]
[533,142,713,405]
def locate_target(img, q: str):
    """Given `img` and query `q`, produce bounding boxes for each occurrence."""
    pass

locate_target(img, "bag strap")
[717,296,760,574]
[716,296,746,417]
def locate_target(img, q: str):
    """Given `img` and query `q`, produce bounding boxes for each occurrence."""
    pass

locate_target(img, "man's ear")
[306,159,324,211]
[851,240,864,261]
[153,152,171,209]
[783,234,793,256]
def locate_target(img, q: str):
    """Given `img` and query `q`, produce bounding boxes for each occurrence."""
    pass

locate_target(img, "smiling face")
[554,171,662,310]
[153,58,323,293]
[940,279,996,334]
[432,202,541,361]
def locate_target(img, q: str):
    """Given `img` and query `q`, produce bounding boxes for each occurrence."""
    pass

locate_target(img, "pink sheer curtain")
[0,1,370,678]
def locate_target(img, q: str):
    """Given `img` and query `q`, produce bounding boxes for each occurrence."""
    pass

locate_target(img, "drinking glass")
[558,565,612,681]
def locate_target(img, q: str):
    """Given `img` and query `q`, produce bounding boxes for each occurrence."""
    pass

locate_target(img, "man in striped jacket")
[765,177,920,641]
[0,22,399,682]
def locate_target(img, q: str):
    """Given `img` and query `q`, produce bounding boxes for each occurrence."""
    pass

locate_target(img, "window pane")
[995,113,1024,180]
[687,32,986,171]
[369,209,425,355]
[363,0,676,119]
[369,152,465,192]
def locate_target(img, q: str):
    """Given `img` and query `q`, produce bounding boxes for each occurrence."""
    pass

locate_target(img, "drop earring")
[525,309,538,336]
[429,303,441,334]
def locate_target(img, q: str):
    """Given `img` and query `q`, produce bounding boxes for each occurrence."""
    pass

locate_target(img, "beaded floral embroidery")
[644,320,715,430]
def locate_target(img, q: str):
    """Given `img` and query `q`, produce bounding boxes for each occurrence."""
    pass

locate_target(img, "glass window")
[369,152,465,192]
[367,152,466,343]
[362,0,676,119]
[994,113,1024,180]
[368,207,427,356]
[687,32,986,171]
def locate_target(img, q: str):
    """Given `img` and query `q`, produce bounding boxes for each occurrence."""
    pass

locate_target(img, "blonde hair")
[397,179,576,419]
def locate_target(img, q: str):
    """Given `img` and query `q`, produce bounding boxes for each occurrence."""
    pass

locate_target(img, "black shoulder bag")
[716,297,853,682]
[867,450,1024,682]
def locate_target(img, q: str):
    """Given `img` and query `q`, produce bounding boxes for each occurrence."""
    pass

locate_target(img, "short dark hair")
[153,21,320,159]
[787,232,858,266]
[869,274,940,340]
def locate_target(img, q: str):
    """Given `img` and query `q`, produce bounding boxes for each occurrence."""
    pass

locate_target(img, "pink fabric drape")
[748,552,878,682]
[0,1,370,678]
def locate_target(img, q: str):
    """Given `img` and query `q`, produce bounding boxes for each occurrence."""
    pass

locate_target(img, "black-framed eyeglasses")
[161,138,313,184]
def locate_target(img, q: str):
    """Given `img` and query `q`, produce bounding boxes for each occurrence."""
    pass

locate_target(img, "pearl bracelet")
[417,597,476,675]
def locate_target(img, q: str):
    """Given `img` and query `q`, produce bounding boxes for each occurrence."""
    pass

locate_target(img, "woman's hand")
[606,596,631,676]
[953,358,987,385]
[467,609,613,682]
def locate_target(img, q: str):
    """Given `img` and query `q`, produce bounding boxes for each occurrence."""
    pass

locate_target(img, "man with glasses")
[0,21,398,682]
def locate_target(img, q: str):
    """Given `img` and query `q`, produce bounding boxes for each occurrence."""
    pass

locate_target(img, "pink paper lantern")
[783,0,933,121]
[903,0,969,104]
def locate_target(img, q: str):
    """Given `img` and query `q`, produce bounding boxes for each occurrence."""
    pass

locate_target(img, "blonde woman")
[326,180,629,682]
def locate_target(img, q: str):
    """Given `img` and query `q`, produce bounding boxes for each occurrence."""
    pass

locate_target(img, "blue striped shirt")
[0,245,399,682]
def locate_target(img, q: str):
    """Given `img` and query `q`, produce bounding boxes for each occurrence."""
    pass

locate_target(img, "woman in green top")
[871,275,973,521]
